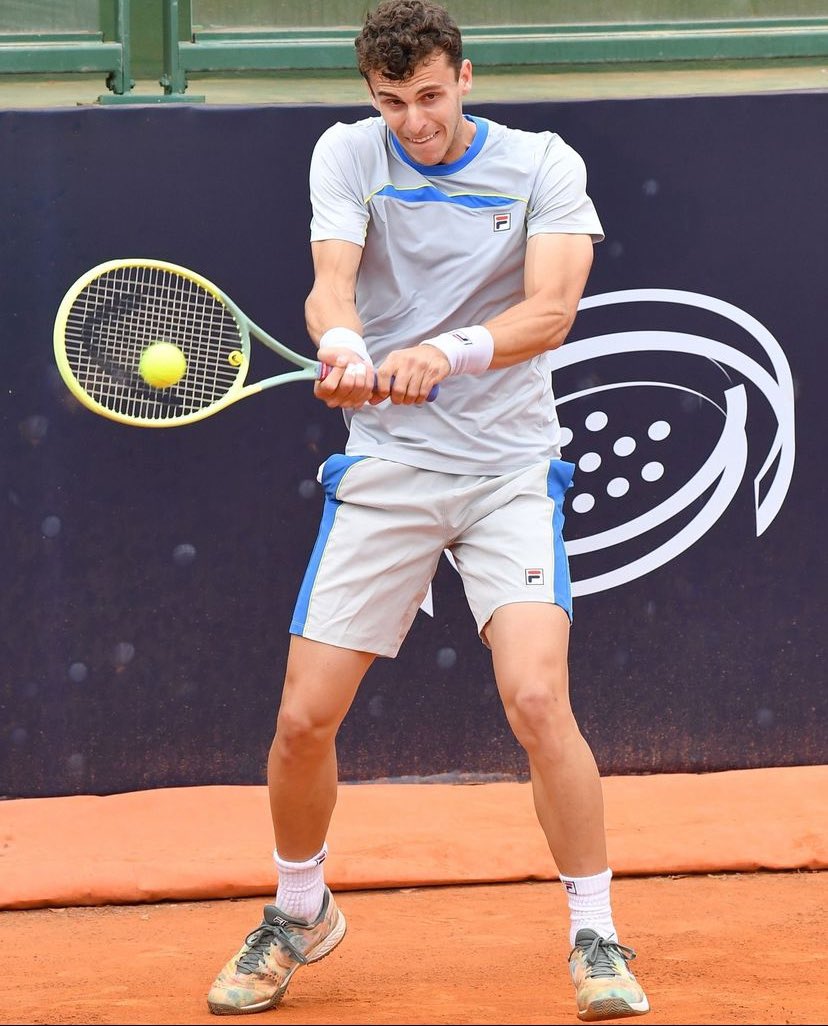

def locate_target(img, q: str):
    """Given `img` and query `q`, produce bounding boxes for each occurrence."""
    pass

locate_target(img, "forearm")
[419,293,576,381]
[305,239,375,406]
[483,294,577,369]
[305,280,364,347]
[471,231,595,370]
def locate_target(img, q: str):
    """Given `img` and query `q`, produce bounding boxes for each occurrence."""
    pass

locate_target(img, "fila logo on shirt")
[493,212,511,232]
[525,568,544,585]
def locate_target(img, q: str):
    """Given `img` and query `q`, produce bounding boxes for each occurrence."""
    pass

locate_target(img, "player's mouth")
[405,130,439,145]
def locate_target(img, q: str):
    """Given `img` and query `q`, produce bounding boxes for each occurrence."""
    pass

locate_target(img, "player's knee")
[503,685,574,753]
[272,706,337,759]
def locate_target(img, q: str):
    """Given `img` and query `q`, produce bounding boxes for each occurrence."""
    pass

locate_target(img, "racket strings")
[63,265,244,422]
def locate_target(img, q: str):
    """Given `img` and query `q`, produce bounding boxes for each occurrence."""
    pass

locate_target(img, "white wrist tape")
[419,324,493,376]
[319,326,370,362]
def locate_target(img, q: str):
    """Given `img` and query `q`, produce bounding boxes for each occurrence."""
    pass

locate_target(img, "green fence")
[2,0,828,103]
[0,0,132,96]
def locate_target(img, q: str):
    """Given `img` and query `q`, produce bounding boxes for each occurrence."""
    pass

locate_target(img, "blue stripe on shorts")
[547,459,576,620]
[290,454,367,636]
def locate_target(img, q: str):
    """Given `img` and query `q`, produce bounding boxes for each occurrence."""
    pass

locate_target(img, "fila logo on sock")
[493,212,511,232]
[564,879,578,894]
[313,850,328,866]
[525,568,544,585]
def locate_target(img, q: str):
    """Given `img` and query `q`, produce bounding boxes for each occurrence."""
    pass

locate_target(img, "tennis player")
[208,1,649,1020]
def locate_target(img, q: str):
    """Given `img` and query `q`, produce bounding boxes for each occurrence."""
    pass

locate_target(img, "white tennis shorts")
[290,454,576,657]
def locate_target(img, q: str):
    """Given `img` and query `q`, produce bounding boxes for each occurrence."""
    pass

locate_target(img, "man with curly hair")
[208,2,649,1020]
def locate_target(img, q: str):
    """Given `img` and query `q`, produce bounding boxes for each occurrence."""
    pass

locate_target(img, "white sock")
[273,844,328,922]
[560,867,617,946]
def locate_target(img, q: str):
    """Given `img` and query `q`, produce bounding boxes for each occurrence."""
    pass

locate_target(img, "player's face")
[368,54,474,166]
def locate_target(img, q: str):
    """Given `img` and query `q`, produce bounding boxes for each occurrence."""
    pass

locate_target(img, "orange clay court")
[1,764,826,1025]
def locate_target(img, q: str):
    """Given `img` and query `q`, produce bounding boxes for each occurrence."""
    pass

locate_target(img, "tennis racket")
[53,257,438,428]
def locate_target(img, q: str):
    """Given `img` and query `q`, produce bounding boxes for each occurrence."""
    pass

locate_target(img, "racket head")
[53,258,252,427]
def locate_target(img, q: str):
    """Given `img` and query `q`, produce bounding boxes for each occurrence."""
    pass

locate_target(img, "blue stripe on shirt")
[373,184,519,208]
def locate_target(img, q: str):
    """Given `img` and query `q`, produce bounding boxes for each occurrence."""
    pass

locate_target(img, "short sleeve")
[527,135,604,243]
[309,123,370,247]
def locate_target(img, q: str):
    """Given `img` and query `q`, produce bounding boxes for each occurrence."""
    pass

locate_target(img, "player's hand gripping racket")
[53,257,437,428]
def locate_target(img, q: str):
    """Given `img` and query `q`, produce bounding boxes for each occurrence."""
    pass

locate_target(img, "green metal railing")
[0,0,134,99]
[1,1,828,104]
[176,17,828,70]
[163,2,828,100]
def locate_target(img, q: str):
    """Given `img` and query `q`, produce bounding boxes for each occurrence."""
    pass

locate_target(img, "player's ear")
[458,58,473,97]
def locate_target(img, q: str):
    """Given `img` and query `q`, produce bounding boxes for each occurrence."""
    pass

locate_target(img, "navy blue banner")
[1,92,826,797]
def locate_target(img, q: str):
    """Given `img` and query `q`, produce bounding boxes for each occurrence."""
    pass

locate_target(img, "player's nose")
[403,107,430,139]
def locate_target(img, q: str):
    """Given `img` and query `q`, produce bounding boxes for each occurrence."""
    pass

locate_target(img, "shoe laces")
[574,933,637,979]
[236,920,309,974]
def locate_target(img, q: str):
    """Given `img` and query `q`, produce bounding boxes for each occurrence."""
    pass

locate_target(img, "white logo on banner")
[559,288,795,595]
[420,288,795,614]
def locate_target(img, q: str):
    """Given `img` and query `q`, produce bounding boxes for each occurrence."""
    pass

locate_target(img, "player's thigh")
[291,455,446,657]
[278,635,376,732]
[486,602,572,708]
[451,459,574,642]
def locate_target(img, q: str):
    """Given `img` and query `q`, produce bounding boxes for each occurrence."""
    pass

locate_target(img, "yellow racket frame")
[53,258,322,428]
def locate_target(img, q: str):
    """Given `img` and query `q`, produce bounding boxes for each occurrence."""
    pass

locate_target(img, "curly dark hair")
[355,0,463,82]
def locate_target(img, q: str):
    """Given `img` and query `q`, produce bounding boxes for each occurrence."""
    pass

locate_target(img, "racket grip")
[317,363,439,402]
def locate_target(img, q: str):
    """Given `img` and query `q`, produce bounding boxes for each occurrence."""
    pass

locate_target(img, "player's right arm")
[306,123,377,409]
[306,239,375,409]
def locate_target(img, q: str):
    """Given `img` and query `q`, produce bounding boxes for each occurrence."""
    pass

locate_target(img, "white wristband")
[419,325,493,376]
[318,326,370,362]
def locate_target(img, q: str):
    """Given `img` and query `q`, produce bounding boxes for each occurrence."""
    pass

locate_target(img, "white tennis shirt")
[309,114,604,474]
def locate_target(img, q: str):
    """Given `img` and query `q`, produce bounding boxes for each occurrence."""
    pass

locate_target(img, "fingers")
[371,347,449,405]
[369,370,434,405]
[314,348,374,408]
[316,344,447,408]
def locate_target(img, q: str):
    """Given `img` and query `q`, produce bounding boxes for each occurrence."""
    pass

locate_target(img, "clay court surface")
[3,872,825,1025]
[3,767,826,1025]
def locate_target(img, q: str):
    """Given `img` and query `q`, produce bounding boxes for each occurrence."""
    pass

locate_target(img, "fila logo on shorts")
[525,568,544,585]
[493,212,511,232]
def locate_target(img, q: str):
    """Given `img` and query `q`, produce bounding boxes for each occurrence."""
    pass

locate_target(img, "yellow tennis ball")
[139,341,187,388]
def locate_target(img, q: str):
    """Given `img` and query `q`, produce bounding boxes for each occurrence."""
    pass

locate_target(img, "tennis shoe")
[568,928,650,1021]
[207,888,346,1015]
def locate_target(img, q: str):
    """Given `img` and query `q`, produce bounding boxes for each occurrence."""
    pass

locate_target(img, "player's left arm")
[401,232,594,392]
[483,231,595,368]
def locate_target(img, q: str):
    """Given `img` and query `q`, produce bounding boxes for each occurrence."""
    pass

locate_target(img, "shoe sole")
[207,906,348,1016]
[578,996,650,1021]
